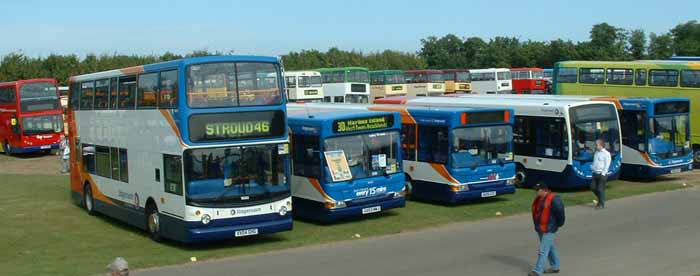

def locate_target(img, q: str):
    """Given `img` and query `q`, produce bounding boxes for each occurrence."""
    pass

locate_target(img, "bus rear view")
[288,106,406,222]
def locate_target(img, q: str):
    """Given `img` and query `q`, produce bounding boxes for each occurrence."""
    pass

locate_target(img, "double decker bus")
[316,67,370,103]
[67,56,292,243]
[287,105,405,221]
[404,70,445,97]
[0,79,63,155]
[442,69,472,94]
[468,68,513,94]
[311,102,516,203]
[369,70,407,102]
[284,71,324,102]
[553,60,700,167]
[376,96,623,189]
[511,68,546,94]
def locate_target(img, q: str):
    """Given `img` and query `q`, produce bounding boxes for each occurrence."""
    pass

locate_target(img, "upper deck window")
[187,62,282,108]
[649,69,679,87]
[19,82,60,112]
[555,67,577,83]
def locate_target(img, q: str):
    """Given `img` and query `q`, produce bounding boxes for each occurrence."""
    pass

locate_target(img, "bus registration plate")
[40,145,51,149]
[362,206,381,214]
[670,168,681,174]
[481,191,497,198]
[235,228,259,237]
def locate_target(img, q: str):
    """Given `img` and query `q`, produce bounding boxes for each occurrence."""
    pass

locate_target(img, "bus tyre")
[694,151,700,166]
[515,170,527,188]
[83,184,96,216]
[146,203,162,242]
[404,178,414,199]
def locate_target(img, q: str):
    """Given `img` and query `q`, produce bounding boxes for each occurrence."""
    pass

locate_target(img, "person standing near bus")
[590,139,611,209]
[59,136,70,174]
[529,183,565,276]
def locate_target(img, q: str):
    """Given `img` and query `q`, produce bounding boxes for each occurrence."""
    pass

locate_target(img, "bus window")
[496,71,511,81]
[285,76,297,88]
[401,124,417,161]
[82,144,96,174]
[138,73,159,109]
[418,126,449,164]
[514,117,567,159]
[95,146,111,177]
[94,79,110,110]
[119,148,129,183]
[0,87,15,103]
[323,131,399,182]
[160,70,178,109]
[109,77,118,109]
[579,68,605,84]
[236,63,280,106]
[649,69,679,87]
[606,69,633,85]
[556,67,577,83]
[110,147,121,180]
[635,69,647,86]
[291,134,321,178]
[680,69,700,88]
[80,81,95,110]
[163,155,183,195]
[118,76,137,109]
[621,110,647,151]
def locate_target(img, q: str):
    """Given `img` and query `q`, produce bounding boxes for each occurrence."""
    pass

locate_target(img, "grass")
[0,173,694,276]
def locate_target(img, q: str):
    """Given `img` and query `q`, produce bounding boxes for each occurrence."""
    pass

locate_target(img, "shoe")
[594,204,604,209]
[528,271,540,276]
[544,268,560,274]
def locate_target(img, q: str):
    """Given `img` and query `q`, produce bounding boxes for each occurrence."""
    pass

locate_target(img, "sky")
[1,0,698,58]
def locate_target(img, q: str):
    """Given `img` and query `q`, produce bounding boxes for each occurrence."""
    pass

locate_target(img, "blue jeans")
[533,232,560,274]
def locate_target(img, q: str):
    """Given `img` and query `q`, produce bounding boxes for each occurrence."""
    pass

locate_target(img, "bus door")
[160,154,185,218]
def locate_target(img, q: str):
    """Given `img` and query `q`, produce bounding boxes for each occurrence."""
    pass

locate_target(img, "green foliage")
[1,21,698,84]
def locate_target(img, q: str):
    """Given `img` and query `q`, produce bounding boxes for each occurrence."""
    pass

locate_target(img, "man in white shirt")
[590,139,611,209]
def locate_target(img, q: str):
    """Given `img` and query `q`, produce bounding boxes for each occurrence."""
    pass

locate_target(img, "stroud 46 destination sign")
[189,111,285,142]
[333,115,394,133]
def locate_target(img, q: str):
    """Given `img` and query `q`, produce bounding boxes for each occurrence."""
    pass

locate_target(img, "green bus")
[553,60,700,166]
[315,67,370,103]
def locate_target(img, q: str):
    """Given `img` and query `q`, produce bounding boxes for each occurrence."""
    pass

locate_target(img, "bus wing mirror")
[10,117,19,134]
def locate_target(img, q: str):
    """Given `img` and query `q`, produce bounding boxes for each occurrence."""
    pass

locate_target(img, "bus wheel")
[146,203,162,242]
[83,184,96,215]
[404,178,414,199]
[694,151,700,167]
[515,170,527,188]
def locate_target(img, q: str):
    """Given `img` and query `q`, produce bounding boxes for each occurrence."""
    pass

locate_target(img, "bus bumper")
[293,194,405,223]
[6,143,60,154]
[412,179,515,203]
[621,162,694,179]
[161,213,293,243]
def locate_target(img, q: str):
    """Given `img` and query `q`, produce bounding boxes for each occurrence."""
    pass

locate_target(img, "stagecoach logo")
[230,207,263,216]
[541,107,560,115]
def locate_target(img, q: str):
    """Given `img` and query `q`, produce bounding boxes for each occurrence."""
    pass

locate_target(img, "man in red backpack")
[529,183,565,276]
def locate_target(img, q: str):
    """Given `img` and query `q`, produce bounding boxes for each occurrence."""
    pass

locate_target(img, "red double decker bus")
[0,79,64,155]
[511,68,546,94]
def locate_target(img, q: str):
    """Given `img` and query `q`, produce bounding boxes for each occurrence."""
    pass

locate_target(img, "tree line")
[2,21,700,85]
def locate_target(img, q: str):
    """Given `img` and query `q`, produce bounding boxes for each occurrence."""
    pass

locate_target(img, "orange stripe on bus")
[160,109,186,147]
[308,178,333,202]
[368,106,417,124]
[120,66,144,75]
[591,97,623,110]
[641,152,658,166]
[429,163,460,184]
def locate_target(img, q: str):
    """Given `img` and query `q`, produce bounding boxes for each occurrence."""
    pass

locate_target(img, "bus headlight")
[393,192,404,199]
[506,178,515,185]
[201,214,211,225]
[278,206,288,216]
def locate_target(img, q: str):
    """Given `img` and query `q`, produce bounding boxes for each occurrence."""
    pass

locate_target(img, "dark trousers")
[591,173,607,206]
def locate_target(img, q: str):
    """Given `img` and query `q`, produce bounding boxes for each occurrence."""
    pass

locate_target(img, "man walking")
[590,139,611,209]
[529,183,565,276]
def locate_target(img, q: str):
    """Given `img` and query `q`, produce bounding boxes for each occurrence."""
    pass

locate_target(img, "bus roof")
[669,56,700,61]
[469,68,510,73]
[370,70,404,75]
[440,69,469,73]
[405,69,442,74]
[510,67,543,72]
[314,67,369,73]
[0,78,58,87]
[70,55,280,82]
[284,70,321,76]
[554,60,700,68]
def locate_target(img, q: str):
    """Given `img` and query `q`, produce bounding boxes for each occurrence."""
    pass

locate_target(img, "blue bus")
[618,98,694,178]
[287,105,405,222]
[68,56,292,242]
[304,102,517,203]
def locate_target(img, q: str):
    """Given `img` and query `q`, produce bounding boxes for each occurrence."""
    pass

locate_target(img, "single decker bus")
[287,104,406,221]
[376,96,623,189]
[67,56,293,243]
